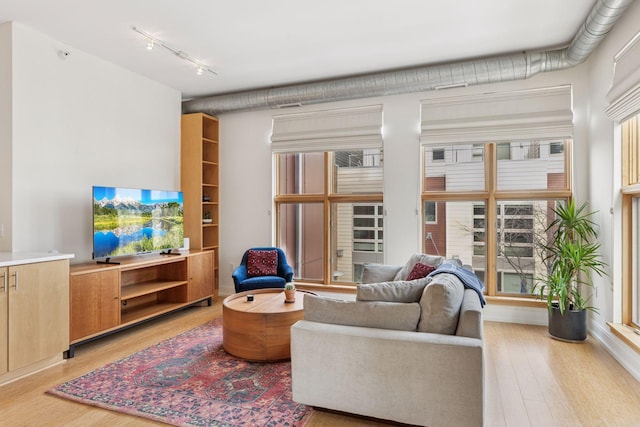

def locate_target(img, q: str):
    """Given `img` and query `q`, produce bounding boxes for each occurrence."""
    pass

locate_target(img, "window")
[421,141,571,297]
[420,87,573,298]
[352,204,384,252]
[424,201,437,223]
[496,143,511,160]
[275,151,383,285]
[432,148,445,161]
[277,201,324,281]
[550,141,564,155]
[272,105,383,285]
[622,113,640,328]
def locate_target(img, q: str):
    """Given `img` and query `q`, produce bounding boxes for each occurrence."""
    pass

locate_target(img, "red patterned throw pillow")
[406,262,436,281]
[247,249,278,277]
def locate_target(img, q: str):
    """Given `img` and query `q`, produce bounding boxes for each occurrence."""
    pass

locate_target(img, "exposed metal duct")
[182,0,635,116]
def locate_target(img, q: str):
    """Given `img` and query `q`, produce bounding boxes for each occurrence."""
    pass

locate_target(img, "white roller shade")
[270,104,383,153]
[605,32,640,123]
[420,85,573,145]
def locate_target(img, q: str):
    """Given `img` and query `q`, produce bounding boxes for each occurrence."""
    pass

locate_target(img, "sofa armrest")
[456,289,483,339]
[231,265,248,286]
[280,263,294,282]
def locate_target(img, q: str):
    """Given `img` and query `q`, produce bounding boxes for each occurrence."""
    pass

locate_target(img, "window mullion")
[485,143,498,296]
[622,194,633,325]
[324,152,332,284]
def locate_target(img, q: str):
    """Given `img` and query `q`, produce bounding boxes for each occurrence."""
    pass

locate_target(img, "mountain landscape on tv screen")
[93,190,184,259]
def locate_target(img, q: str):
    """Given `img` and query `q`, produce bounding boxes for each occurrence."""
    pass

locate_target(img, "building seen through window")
[422,140,570,297]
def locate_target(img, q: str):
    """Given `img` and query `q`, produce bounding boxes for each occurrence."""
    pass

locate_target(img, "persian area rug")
[47,318,313,426]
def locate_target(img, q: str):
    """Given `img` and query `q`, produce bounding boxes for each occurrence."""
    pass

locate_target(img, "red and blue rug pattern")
[47,319,313,426]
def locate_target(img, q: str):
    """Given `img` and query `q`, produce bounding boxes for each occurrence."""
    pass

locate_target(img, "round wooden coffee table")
[222,288,315,361]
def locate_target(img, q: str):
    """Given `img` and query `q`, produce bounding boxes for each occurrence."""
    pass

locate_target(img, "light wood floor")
[1,299,640,427]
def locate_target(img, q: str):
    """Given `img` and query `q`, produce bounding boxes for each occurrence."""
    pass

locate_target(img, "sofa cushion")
[356,276,431,303]
[394,253,444,281]
[361,263,403,284]
[304,294,420,331]
[417,273,465,334]
[406,262,436,281]
[247,249,277,277]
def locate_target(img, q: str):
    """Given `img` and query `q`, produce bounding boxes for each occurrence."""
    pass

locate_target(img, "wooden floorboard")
[1,299,640,426]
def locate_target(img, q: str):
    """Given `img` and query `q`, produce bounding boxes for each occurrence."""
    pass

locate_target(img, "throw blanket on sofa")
[428,262,487,307]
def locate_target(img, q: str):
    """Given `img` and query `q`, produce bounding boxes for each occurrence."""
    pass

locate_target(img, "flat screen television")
[92,186,184,261]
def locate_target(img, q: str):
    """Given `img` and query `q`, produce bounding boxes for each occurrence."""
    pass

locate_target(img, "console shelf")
[68,250,214,357]
[121,280,188,300]
[121,301,187,325]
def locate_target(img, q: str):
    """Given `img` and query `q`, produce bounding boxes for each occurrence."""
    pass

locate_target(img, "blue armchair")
[232,247,294,293]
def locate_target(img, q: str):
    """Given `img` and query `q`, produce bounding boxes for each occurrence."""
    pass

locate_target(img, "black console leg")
[65,345,75,359]
[207,297,212,306]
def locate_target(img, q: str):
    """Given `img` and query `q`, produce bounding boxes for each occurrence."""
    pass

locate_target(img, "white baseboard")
[483,304,548,325]
[589,322,640,383]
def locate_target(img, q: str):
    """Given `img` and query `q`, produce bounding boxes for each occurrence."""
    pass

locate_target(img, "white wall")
[585,0,640,381]
[218,67,589,299]
[0,23,12,252]
[6,23,181,262]
[217,110,274,288]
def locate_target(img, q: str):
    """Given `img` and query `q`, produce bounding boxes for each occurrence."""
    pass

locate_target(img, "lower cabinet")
[189,250,214,302]
[69,269,120,342]
[69,250,215,354]
[0,258,70,383]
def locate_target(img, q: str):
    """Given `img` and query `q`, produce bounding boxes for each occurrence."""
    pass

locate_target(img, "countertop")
[0,251,75,268]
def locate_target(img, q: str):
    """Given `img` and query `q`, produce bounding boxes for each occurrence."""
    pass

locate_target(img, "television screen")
[92,186,184,259]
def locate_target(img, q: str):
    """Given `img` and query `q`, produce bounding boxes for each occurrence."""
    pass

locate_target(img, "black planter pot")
[548,303,587,342]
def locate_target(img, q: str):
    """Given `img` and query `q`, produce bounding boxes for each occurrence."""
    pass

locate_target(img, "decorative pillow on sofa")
[247,249,278,277]
[417,273,465,334]
[356,276,431,303]
[394,253,444,281]
[406,262,436,281]
[361,263,403,284]
[304,294,420,331]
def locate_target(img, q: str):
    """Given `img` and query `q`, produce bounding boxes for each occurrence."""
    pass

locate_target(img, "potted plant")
[284,282,296,303]
[202,211,213,224]
[533,200,607,341]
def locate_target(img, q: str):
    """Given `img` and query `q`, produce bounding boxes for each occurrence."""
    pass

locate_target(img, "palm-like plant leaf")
[533,200,607,312]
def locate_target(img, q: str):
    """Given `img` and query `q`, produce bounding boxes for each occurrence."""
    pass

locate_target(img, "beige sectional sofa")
[290,254,485,427]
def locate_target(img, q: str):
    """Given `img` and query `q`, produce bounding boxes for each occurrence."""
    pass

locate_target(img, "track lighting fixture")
[132,26,217,76]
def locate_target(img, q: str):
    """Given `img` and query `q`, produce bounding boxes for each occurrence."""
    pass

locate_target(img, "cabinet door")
[0,268,7,375]
[70,269,120,342]
[188,251,214,302]
[8,260,69,371]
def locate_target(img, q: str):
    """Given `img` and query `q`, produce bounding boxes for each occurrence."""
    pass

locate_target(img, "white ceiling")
[0,0,596,100]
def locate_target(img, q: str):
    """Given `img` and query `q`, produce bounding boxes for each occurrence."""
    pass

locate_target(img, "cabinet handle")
[11,271,18,291]
[1,272,5,293]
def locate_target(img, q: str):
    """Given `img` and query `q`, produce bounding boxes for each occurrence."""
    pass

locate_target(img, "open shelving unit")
[181,113,220,289]
[119,258,189,324]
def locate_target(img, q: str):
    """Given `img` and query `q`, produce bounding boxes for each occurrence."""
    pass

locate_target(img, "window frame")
[621,114,640,329]
[421,141,573,299]
[274,152,383,285]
